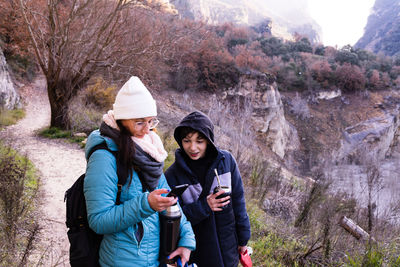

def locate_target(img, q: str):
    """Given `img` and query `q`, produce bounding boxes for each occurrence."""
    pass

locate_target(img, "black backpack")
[64,142,127,267]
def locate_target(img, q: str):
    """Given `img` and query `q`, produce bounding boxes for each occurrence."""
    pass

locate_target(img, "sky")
[308,0,376,48]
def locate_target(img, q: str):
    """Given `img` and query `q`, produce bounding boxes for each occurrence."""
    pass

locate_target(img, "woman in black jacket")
[165,111,251,267]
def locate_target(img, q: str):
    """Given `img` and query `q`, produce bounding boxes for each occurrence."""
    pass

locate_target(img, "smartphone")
[167,184,189,198]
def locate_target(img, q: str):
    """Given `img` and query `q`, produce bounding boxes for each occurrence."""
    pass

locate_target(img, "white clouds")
[308,0,375,47]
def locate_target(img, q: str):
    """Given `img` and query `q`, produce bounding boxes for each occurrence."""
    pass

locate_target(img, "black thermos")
[159,204,181,264]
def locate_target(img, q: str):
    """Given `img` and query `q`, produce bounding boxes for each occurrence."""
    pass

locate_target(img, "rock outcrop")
[332,93,400,164]
[225,72,299,159]
[336,113,400,164]
[0,48,20,109]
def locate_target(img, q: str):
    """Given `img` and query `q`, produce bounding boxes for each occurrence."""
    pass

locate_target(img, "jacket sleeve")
[84,150,156,234]
[158,176,196,251]
[229,153,251,246]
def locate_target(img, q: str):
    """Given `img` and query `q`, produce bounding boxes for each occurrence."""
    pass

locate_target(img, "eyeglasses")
[134,118,159,130]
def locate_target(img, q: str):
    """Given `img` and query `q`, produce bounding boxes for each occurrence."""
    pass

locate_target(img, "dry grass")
[0,141,40,266]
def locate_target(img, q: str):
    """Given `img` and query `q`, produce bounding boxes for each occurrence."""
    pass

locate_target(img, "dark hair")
[178,127,207,142]
[110,120,135,185]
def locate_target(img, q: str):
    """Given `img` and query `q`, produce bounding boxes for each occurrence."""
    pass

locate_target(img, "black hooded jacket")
[165,111,251,267]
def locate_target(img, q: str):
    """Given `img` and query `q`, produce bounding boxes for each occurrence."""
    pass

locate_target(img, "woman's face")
[182,132,208,160]
[121,117,158,138]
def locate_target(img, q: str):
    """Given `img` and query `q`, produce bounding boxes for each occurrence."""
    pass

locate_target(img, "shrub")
[367,70,392,90]
[0,142,40,266]
[354,49,376,62]
[314,45,325,56]
[84,77,117,109]
[67,80,108,134]
[310,59,333,88]
[260,37,288,57]
[288,37,313,53]
[345,246,385,267]
[234,43,271,73]
[170,32,240,92]
[334,63,366,92]
[247,201,303,267]
[68,105,103,134]
[335,50,360,66]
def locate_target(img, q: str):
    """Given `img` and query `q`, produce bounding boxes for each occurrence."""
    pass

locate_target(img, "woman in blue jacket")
[165,111,251,267]
[84,76,195,266]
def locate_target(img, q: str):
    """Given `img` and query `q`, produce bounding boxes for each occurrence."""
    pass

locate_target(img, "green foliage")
[314,45,325,56]
[335,50,360,66]
[246,200,267,237]
[345,247,385,267]
[260,37,288,56]
[0,108,25,128]
[247,202,304,266]
[276,61,308,92]
[39,127,86,144]
[0,142,39,266]
[40,127,71,139]
[247,201,318,266]
[354,49,376,62]
[227,38,248,50]
[288,38,313,53]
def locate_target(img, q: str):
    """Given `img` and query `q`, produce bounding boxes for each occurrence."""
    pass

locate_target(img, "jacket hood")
[174,111,218,155]
[85,128,118,160]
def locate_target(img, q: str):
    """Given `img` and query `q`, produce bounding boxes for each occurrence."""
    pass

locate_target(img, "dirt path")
[1,76,85,266]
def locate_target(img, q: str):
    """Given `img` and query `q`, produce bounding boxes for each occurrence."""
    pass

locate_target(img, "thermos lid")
[164,204,181,217]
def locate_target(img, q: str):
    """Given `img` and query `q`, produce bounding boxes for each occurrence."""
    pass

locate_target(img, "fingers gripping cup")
[213,169,231,210]
[213,185,231,209]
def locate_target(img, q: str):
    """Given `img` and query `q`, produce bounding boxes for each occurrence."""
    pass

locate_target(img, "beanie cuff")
[113,100,157,120]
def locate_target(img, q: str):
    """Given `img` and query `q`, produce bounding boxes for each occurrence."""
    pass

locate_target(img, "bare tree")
[17,0,178,128]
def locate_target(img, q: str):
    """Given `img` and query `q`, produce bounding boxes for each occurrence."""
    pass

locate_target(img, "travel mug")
[213,185,231,210]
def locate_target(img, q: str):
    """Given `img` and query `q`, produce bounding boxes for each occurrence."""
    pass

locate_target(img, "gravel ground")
[1,76,86,266]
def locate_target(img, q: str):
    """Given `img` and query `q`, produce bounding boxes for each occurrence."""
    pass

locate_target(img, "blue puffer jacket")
[84,130,196,267]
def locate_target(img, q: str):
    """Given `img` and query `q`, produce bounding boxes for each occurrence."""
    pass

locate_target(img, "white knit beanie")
[113,76,157,120]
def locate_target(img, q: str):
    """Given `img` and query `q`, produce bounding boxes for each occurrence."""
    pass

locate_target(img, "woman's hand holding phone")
[147,189,177,211]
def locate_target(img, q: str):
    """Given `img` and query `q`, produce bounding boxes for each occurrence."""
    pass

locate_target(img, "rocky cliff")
[224,73,299,159]
[355,0,400,56]
[0,48,20,109]
[169,0,322,43]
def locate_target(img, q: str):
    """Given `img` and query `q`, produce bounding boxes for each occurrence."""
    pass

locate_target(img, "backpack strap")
[87,142,124,205]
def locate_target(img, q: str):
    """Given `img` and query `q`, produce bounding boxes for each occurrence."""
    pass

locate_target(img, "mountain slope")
[355,0,400,56]
[169,0,322,43]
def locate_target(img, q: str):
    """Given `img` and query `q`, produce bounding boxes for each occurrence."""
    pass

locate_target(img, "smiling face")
[182,131,208,160]
[120,117,157,138]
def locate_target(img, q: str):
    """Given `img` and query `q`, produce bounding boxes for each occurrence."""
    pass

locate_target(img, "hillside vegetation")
[1,0,400,266]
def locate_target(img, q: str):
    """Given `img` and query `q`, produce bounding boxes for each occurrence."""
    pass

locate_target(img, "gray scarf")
[99,122,163,192]
[132,143,164,192]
